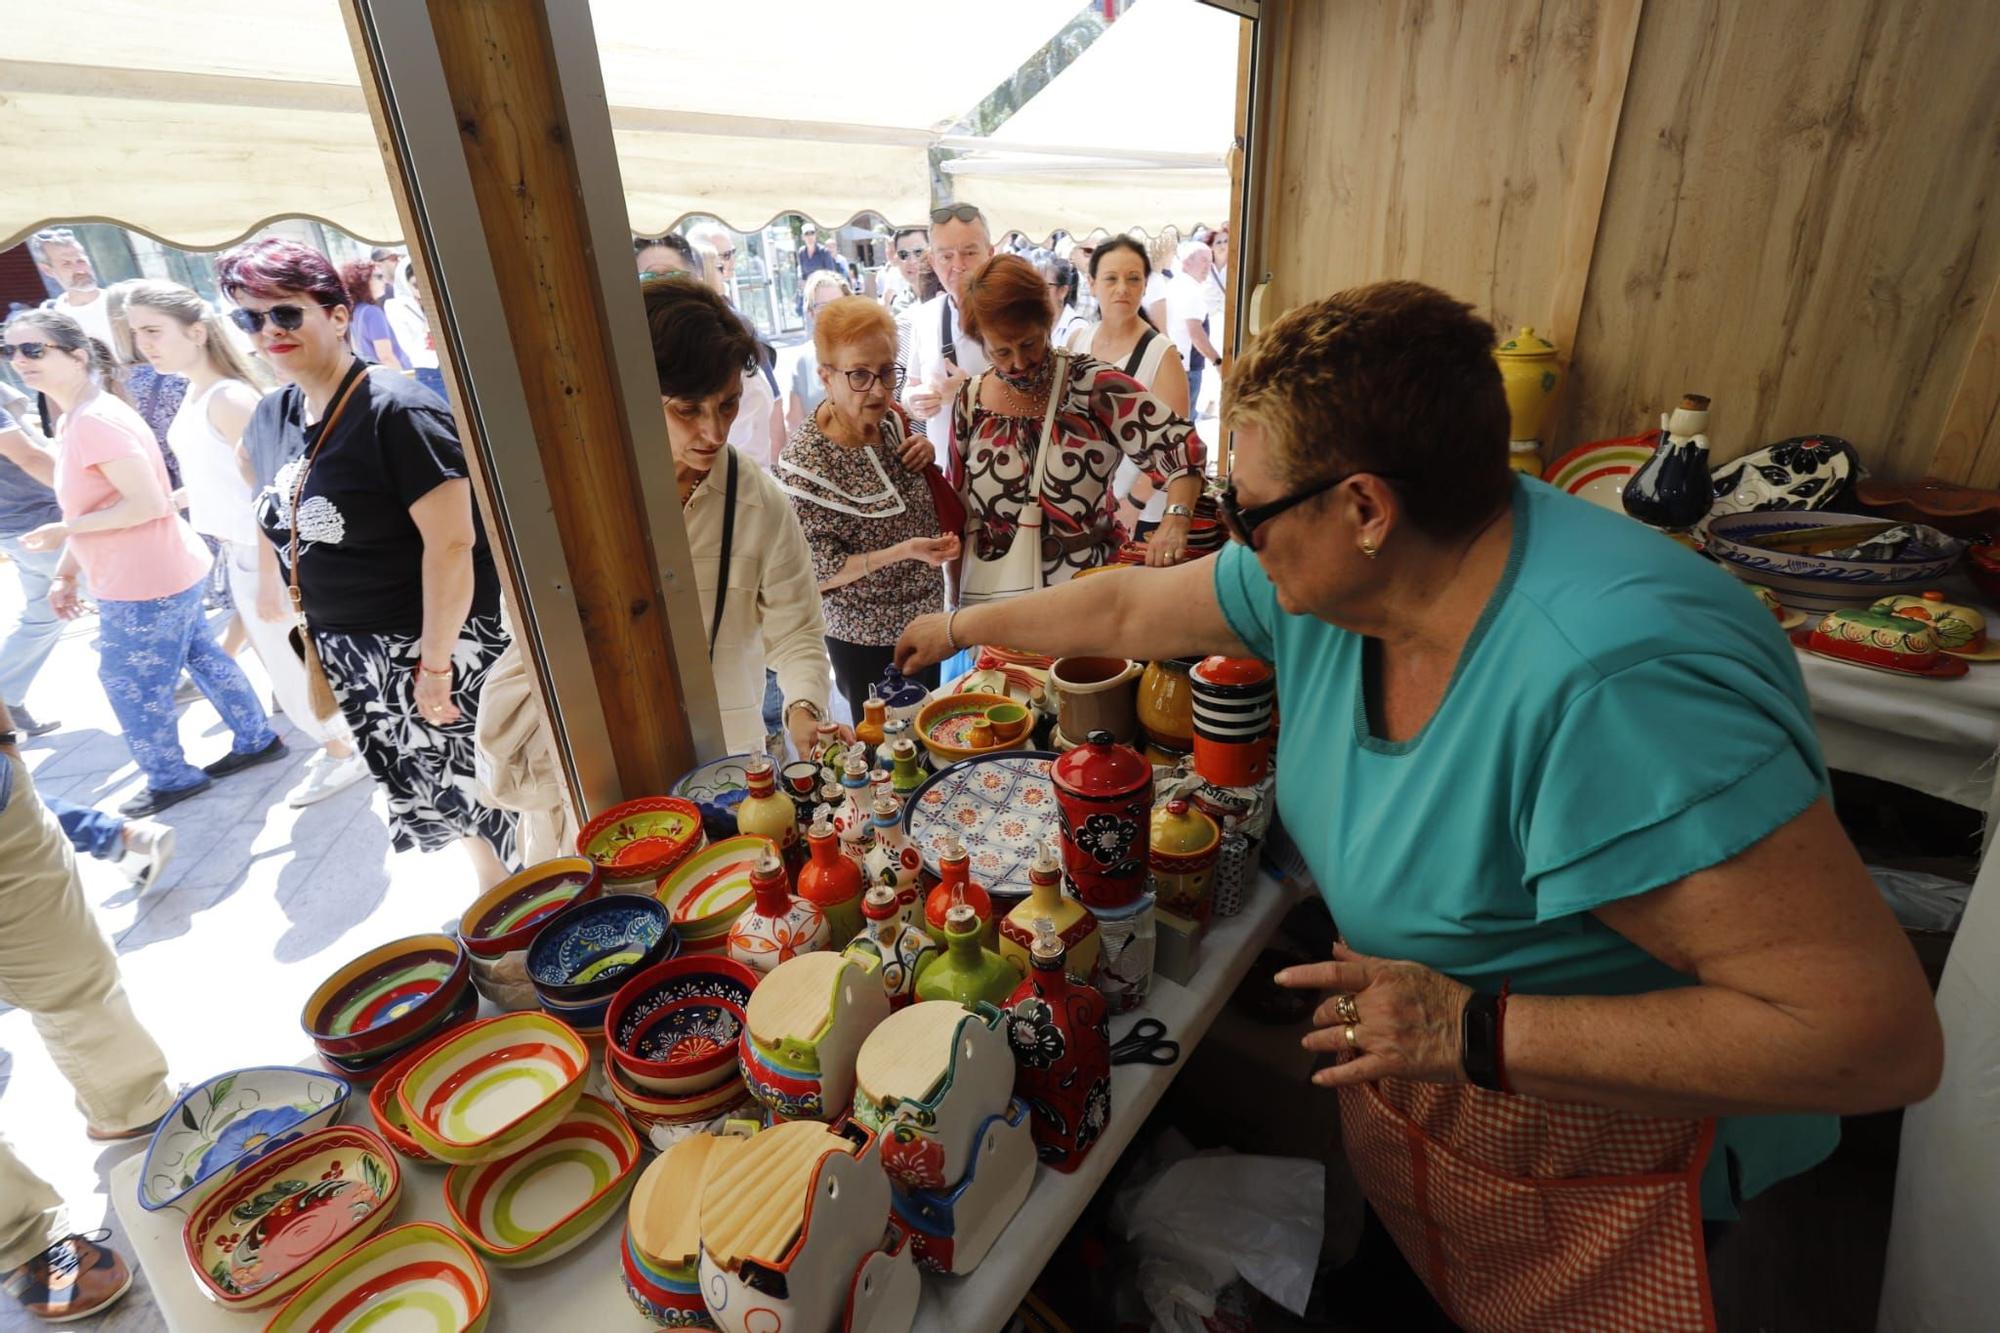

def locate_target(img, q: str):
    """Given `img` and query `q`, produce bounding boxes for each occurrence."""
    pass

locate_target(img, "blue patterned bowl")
[138,1067,351,1214]
[527,896,678,1008]
[670,753,760,840]
[604,956,757,1095]
[1707,510,1964,614]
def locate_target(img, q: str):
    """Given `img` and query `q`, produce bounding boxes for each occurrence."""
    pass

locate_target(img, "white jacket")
[683,446,833,753]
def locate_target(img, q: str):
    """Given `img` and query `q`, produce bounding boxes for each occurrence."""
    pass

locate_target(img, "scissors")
[1110,1018,1181,1067]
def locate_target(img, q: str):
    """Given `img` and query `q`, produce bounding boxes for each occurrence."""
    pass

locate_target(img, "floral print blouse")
[952,353,1203,584]
[777,408,945,646]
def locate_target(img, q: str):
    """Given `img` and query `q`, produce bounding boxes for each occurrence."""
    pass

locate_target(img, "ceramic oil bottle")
[924,833,993,939]
[1004,921,1111,1172]
[843,883,939,1010]
[864,796,923,926]
[915,904,1018,1009]
[1000,840,1101,985]
[857,695,888,761]
[813,721,846,769]
[1623,393,1714,532]
[736,756,801,872]
[888,737,926,798]
[836,751,875,867]
[797,810,864,947]
[726,843,831,975]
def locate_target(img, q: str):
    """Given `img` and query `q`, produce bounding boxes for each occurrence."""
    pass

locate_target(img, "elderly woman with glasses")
[778,296,952,717]
[897,280,1943,1327]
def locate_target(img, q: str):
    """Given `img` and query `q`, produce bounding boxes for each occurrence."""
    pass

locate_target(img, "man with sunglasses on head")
[900,203,993,469]
[28,229,118,364]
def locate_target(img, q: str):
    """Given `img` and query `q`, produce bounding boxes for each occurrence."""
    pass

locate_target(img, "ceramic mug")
[1048,657,1142,744]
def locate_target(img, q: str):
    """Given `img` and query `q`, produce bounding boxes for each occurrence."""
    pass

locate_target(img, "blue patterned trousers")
[97,580,276,794]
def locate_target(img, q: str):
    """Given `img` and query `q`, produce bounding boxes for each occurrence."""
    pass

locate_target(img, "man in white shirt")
[1166,241,1223,406]
[881,225,928,317]
[900,204,994,468]
[29,229,118,359]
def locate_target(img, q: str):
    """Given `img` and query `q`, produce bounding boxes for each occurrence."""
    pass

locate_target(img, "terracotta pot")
[1048,657,1142,745]
[1136,657,1200,752]
[1050,731,1153,910]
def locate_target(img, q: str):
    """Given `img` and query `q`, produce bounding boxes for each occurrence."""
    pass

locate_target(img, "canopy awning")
[0,0,1234,250]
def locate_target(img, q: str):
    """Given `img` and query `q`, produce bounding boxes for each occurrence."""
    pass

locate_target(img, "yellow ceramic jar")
[1494,326,1563,444]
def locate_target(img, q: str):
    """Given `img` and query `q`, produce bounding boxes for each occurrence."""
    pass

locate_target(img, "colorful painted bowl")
[526,895,677,1008]
[139,1067,350,1215]
[457,856,602,960]
[576,796,706,889]
[318,985,479,1086]
[368,1025,483,1165]
[653,835,765,945]
[606,956,756,1095]
[396,1014,591,1165]
[1542,434,1654,511]
[618,996,746,1096]
[183,1126,400,1311]
[1707,510,1966,614]
[443,1095,641,1268]
[670,753,762,841]
[916,691,1032,767]
[601,1046,752,1139]
[263,1222,492,1333]
[983,702,1033,746]
[302,933,472,1063]
[621,1221,706,1327]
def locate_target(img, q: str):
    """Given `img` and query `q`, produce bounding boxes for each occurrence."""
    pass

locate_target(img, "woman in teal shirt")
[896,281,1941,1329]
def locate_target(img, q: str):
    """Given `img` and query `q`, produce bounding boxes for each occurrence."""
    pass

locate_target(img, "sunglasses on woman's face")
[227,303,327,335]
[1218,470,1402,550]
[896,246,928,261]
[0,341,51,361]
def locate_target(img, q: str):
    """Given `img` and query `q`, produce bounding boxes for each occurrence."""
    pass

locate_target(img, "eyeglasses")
[834,366,895,391]
[1218,470,1400,550]
[896,247,929,261]
[713,249,737,261]
[227,303,329,335]
[930,204,982,225]
[0,342,52,361]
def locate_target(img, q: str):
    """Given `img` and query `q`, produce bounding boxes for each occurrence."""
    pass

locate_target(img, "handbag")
[891,403,967,536]
[284,361,369,722]
[959,351,1068,606]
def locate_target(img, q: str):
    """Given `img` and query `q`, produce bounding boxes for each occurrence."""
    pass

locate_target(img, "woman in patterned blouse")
[778,296,956,718]
[951,255,1203,585]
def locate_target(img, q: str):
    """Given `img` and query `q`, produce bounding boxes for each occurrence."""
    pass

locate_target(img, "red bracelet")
[1495,978,1513,1095]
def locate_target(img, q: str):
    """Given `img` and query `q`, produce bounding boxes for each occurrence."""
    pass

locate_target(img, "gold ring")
[1344,1024,1359,1050]
[1334,993,1360,1026]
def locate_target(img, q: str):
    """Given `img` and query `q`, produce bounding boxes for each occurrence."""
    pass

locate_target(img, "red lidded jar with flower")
[1051,730,1153,909]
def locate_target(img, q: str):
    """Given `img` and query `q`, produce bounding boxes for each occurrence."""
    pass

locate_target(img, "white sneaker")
[115,819,176,890]
[285,750,371,808]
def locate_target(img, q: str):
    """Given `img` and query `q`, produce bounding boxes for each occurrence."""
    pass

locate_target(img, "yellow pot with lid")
[1494,326,1563,445]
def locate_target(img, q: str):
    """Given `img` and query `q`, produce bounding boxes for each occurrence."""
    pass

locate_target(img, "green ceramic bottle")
[915,903,1019,1010]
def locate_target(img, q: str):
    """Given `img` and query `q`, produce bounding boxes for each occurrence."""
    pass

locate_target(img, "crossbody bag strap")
[707,449,738,661]
[1124,328,1158,379]
[1022,351,1068,528]
[286,359,369,607]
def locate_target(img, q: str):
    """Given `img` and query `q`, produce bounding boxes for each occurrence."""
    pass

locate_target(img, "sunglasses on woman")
[896,246,929,261]
[0,342,51,361]
[227,303,332,335]
[1218,470,1401,550]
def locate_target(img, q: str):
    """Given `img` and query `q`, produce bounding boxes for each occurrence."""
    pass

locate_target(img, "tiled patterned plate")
[903,752,1060,898]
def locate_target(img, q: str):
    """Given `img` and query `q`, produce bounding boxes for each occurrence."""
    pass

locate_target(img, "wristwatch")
[0,730,18,749]
[1164,503,1194,519]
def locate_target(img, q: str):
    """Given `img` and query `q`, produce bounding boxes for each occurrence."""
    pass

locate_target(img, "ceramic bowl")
[653,835,765,944]
[457,856,601,960]
[139,1067,351,1215]
[526,895,678,1008]
[318,985,479,1085]
[601,1045,751,1135]
[605,955,758,1094]
[183,1126,401,1311]
[1707,510,1966,613]
[367,1025,483,1165]
[396,1013,591,1165]
[670,753,763,841]
[983,703,1033,746]
[443,1095,640,1268]
[575,796,706,888]
[302,933,472,1063]
[916,691,1032,767]
[263,1222,491,1333]
[618,996,746,1096]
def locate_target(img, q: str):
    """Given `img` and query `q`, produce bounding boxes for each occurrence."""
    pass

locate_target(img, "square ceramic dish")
[262,1222,491,1333]
[395,1014,590,1165]
[368,1025,482,1165]
[575,796,705,888]
[182,1125,401,1311]
[138,1066,350,1215]
[653,835,765,948]
[525,896,677,1008]
[302,934,471,1063]
[442,1095,641,1268]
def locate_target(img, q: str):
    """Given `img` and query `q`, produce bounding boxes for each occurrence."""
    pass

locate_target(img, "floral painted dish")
[396,1014,591,1165]
[302,934,472,1063]
[575,796,705,886]
[442,1095,641,1268]
[670,754,761,839]
[915,692,1034,767]
[1543,434,1654,511]
[263,1222,491,1333]
[1872,592,2000,660]
[1792,609,1970,679]
[904,753,1061,899]
[525,895,677,1006]
[183,1125,400,1311]
[139,1068,351,1215]
[1706,434,1858,530]
[457,857,601,960]
[654,835,764,940]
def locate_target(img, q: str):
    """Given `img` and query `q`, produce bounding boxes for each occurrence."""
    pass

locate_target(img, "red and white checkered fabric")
[1340,1079,1717,1333]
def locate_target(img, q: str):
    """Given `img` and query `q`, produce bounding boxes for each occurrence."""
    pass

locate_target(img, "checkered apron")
[1339,1078,1717,1332]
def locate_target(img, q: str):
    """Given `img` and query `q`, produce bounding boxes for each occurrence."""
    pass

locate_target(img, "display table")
[111,873,1297,1332]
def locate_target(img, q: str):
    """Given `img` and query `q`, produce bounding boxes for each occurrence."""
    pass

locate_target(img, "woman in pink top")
[3,309,279,817]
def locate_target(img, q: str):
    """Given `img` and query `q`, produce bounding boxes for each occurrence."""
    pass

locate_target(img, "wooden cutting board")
[854,1000,963,1108]
[700,1121,856,1270]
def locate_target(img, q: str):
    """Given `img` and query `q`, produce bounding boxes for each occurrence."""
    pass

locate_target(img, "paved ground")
[0,574,485,1332]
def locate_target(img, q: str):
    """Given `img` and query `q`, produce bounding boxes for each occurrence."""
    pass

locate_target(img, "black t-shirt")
[248,363,500,635]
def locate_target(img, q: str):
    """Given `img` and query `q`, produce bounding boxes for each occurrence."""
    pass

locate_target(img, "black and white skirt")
[313,611,519,864]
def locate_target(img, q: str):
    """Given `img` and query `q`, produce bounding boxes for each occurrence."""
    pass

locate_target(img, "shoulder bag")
[958,350,1069,606]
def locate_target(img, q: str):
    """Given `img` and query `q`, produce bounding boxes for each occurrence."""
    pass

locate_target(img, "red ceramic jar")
[1051,730,1153,909]
[1189,656,1274,789]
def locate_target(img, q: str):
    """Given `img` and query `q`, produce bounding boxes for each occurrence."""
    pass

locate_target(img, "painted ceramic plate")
[303,934,471,1060]
[139,1067,350,1214]
[575,797,704,882]
[397,1014,591,1165]
[631,997,743,1068]
[183,1126,401,1311]
[904,752,1061,898]
[1543,435,1653,512]
[654,836,764,931]
[670,754,760,829]
[263,1222,492,1333]
[443,1095,640,1268]
[525,896,674,1003]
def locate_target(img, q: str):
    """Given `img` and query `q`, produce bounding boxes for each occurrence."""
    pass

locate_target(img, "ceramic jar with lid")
[914,905,1018,1010]
[726,844,831,976]
[1004,922,1111,1173]
[1136,657,1199,758]
[1493,325,1563,446]
[1188,656,1274,788]
[1051,730,1154,910]
[999,841,1101,985]
[1149,799,1221,925]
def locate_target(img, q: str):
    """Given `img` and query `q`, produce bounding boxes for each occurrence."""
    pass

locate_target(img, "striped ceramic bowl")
[443,1095,640,1268]
[263,1222,491,1332]
[396,1013,590,1165]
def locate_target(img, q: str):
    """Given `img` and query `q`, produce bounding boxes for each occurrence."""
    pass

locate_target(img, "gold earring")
[1359,539,1379,559]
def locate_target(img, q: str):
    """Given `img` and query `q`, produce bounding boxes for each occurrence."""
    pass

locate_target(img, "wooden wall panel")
[1560,0,2000,474]
[1930,278,2000,486]
[1262,0,1641,350]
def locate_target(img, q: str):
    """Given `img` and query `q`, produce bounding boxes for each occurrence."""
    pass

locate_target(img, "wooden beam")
[1929,274,2000,487]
